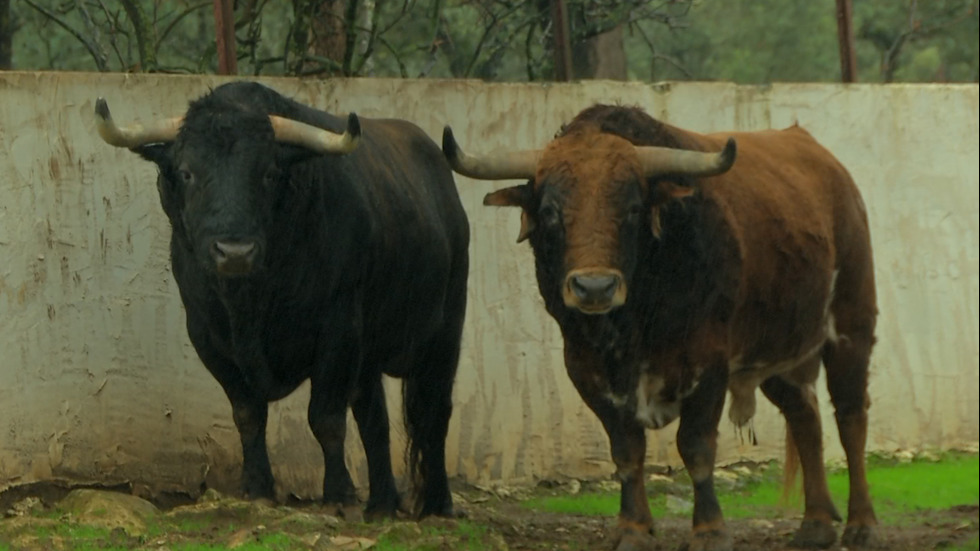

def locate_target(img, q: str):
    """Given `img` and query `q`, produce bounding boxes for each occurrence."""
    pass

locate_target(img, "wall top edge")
[1,71,976,93]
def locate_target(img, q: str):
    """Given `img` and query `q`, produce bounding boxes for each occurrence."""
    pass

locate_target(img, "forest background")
[0,0,976,84]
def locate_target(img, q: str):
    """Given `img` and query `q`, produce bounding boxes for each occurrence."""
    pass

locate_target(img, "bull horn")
[637,137,737,178]
[95,97,182,148]
[269,112,360,155]
[442,125,540,180]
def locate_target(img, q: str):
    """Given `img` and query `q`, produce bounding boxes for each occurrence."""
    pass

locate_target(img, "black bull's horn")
[94,97,361,155]
[442,125,737,180]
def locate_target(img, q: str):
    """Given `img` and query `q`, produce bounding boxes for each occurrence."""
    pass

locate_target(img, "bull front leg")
[677,363,731,551]
[309,298,365,517]
[188,316,276,500]
[564,344,654,551]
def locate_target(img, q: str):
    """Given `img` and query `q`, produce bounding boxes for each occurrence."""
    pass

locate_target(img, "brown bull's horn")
[269,112,360,155]
[637,137,737,178]
[95,98,182,148]
[442,125,540,180]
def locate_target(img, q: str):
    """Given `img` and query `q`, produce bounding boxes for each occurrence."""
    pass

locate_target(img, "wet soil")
[0,472,977,550]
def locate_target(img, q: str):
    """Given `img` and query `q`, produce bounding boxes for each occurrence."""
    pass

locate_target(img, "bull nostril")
[211,240,256,260]
[570,274,620,302]
[209,240,259,275]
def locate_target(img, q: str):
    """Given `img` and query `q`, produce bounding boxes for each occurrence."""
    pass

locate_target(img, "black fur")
[131,81,469,518]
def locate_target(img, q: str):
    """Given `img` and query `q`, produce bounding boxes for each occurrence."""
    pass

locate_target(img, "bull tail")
[780,421,802,506]
[402,379,426,515]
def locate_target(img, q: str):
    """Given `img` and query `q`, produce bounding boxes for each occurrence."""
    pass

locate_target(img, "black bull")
[95,81,469,518]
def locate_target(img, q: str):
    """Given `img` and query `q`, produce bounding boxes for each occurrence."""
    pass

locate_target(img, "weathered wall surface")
[0,73,977,500]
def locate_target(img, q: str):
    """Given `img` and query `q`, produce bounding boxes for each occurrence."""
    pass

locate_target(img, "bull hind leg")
[403,316,465,518]
[760,365,841,549]
[350,373,401,519]
[822,324,878,546]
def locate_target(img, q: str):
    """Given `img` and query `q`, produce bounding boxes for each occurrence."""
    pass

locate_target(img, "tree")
[855,0,978,82]
[1,0,11,69]
[7,0,978,83]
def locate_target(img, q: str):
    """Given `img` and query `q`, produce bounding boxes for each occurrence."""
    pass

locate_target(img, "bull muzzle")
[563,268,626,314]
[210,239,259,276]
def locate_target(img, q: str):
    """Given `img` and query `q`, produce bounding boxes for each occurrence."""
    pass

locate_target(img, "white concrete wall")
[0,72,976,500]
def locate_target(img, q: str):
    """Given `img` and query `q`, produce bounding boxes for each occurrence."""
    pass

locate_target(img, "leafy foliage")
[4,0,978,82]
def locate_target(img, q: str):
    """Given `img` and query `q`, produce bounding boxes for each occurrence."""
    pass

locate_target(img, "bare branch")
[22,0,108,70]
[156,1,210,51]
[120,0,157,71]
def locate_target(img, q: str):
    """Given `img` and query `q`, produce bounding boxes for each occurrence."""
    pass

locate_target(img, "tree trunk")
[571,25,627,80]
[310,0,348,75]
[0,0,12,69]
[290,0,348,75]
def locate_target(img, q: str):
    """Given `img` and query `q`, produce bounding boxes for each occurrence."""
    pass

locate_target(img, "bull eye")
[538,204,561,228]
[177,168,194,186]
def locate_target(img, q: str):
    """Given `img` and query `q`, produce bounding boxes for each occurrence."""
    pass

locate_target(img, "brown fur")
[473,104,878,550]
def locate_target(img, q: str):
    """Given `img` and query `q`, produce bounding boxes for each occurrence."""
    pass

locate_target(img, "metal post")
[836,0,857,82]
[551,0,573,81]
[213,0,237,75]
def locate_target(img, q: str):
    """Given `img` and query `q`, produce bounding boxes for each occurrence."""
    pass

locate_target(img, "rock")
[57,488,159,537]
[314,534,377,550]
[200,488,225,502]
[597,480,620,492]
[567,479,581,495]
[647,473,673,484]
[714,469,740,489]
[665,495,693,514]
[5,496,43,517]
[273,510,341,531]
[895,450,915,463]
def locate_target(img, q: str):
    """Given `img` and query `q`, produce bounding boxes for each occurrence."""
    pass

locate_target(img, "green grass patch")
[521,452,979,525]
[373,519,491,551]
[168,532,301,551]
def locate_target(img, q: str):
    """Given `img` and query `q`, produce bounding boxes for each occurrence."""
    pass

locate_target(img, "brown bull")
[443,105,878,551]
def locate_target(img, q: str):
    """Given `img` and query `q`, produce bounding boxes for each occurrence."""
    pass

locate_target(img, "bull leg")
[606,420,655,551]
[760,370,840,549]
[308,387,358,513]
[403,338,460,518]
[823,333,878,547]
[189,323,276,501]
[228,395,275,500]
[564,347,653,551]
[308,322,363,515]
[676,364,731,551]
[350,373,401,519]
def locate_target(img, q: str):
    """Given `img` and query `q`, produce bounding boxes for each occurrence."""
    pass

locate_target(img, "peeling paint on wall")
[0,73,977,501]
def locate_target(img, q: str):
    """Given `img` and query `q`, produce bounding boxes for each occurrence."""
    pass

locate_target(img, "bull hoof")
[680,529,733,551]
[325,502,364,522]
[364,493,402,521]
[841,524,880,548]
[789,519,837,549]
[613,531,656,551]
[419,500,464,519]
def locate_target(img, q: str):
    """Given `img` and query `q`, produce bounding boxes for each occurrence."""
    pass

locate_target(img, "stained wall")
[0,73,976,499]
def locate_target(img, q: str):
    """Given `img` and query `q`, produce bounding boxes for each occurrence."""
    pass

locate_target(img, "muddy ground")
[0,464,977,551]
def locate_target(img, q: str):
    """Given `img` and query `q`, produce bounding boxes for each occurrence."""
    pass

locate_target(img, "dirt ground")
[1,472,977,551]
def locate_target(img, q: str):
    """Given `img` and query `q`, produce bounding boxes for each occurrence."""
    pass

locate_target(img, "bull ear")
[483,184,535,243]
[134,143,173,168]
[650,182,695,239]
